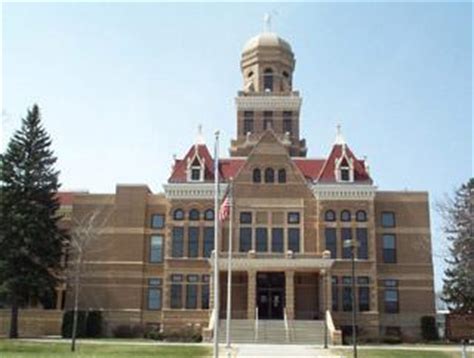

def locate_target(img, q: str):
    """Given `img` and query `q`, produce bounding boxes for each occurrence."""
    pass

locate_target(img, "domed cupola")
[241,21,295,94]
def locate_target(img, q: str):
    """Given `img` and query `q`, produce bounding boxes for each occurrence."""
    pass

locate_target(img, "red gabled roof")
[168,141,372,184]
[168,144,215,183]
[293,159,326,181]
[219,159,246,180]
[317,144,372,183]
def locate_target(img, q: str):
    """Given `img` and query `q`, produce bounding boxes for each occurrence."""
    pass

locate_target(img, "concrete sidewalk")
[221,344,345,357]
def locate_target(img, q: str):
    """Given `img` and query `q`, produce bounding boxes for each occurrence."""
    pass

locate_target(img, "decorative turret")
[230,15,306,158]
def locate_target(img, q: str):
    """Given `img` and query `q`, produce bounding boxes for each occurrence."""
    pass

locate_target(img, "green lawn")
[0,340,210,358]
[336,349,460,358]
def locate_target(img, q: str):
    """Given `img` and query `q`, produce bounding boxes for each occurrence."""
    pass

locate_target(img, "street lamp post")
[344,238,359,358]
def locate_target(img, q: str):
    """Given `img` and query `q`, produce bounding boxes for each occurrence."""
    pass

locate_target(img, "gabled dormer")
[334,146,354,183]
[316,125,372,185]
[186,147,205,182]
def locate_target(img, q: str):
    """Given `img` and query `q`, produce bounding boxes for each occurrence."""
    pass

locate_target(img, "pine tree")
[0,105,65,338]
[441,178,474,313]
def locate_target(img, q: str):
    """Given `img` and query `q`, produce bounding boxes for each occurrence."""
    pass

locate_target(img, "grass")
[0,340,211,358]
[336,349,460,358]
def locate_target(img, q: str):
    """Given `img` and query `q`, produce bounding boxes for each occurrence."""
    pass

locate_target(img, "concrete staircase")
[218,319,326,345]
[290,320,326,344]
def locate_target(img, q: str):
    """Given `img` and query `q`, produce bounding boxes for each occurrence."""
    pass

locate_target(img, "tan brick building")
[54,30,436,342]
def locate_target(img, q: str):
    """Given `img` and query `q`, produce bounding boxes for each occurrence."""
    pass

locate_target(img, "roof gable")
[317,143,372,183]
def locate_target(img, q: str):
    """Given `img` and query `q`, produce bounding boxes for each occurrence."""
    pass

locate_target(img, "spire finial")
[335,123,346,145]
[196,124,204,145]
[263,13,272,33]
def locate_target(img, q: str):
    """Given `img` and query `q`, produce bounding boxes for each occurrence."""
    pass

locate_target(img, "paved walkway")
[221,344,345,358]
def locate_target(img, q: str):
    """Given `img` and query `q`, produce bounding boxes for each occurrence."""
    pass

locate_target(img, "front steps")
[218,319,327,344]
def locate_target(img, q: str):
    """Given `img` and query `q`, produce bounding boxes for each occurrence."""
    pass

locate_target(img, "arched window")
[253,168,261,183]
[341,210,351,222]
[356,210,367,222]
[264,168,274,183]
[247,71,254,78]
[173,209,184,221]
[278,169,286,183]
[325,210,336,222]
[263,68,273,92]
[204,209,214,221]
[189,209,200,221]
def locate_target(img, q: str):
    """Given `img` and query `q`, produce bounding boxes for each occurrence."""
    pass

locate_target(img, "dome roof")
[242,32,292,54]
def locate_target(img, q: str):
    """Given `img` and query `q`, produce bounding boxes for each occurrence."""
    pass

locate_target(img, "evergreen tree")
[441,178,474,313]
[0,105,65,338]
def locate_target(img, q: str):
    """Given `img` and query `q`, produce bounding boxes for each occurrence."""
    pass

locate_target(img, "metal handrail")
[254,307,259,342]
[283,307,290,343]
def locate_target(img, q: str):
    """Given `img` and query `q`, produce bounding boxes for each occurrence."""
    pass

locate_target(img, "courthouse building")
[55,30,436,342]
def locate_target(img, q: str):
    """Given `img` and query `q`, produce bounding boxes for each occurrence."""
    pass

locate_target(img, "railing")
[202,308,217,342]
[254,307,259,342]
[326,310,342,345]
[283,307,290,343]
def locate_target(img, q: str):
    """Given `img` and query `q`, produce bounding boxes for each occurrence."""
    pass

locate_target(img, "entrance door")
[257,272,285,319]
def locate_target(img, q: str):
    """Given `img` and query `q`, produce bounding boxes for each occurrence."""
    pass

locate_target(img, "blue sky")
[2,2,472,292]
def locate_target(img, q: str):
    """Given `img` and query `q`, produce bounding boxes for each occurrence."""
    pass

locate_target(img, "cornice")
[163,183,228,200]
[311,183,377,201]
[235,95,302,111]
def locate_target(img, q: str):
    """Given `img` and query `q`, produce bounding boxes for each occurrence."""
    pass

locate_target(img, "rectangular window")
[186,284,198,309]
[325,228,337,259]
[147,278,162,310]
[356,228,368,259]
[239,228,252,252]
[381,212,396,228]
[382,234,397,263]
[384,290,399,313]
[172,227,184,258]
[191,168,201,181]
[263,111,273,130]
[283,111,292,134]
[384,279,399,313]
[188,227,199,258]
[150,235,163,263]
[271,228,284,253]
[201,284,210,309]
[342,276,353,312]
[332,276,339,311]
[287,212,300,224]
[148,288,162,310]
[240,212,252,224]
[243,111,254,134]
[343,286,352,312]
[358,276,370,312]
[341,228,352,259]
[288,228,300,252]
[151,214,165,229]
[170,284,182,309]
[203,227,214,258]
[256,227,268,252]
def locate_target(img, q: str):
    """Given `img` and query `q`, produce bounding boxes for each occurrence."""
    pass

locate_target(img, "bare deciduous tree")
[67,206,112,352]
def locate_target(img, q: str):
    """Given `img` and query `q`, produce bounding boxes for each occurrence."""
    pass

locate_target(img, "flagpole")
[225,179,233,350]
[213,131,220,358]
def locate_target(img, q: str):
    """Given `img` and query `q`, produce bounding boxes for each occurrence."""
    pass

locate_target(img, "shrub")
[112,324,145,338]
[164,327,202,342]
[421,316,439,341]
[86,310,103,338]
[381,335,402,344]
[61,310,87,338]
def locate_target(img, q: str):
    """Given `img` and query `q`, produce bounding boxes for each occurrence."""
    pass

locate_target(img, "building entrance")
[256,272,285,319]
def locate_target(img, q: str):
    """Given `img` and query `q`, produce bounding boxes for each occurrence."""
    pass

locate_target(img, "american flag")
[218,195,230,222]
